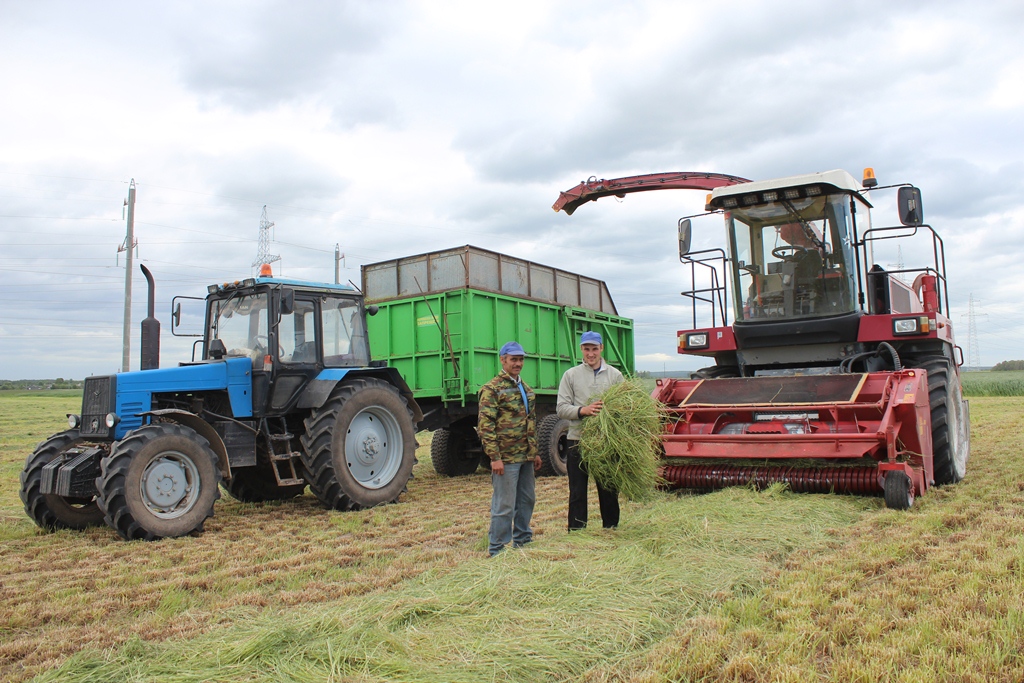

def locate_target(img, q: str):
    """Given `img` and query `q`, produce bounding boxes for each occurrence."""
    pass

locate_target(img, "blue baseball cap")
[580,331,603,346]
[499,341,525,357]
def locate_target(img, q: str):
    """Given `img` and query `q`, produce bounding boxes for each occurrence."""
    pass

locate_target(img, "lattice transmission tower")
[252,205,280,274]
[965,293,981,371]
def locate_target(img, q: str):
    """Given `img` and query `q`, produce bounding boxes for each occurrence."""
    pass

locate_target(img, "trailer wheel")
[537,414,569,477]
[430,428,480,477]
[301,378,416,510]
[20,430,106,531]
[224,463,306,502]
[883,471,914,510]
[97,423,221,541]
[917,358,969,485]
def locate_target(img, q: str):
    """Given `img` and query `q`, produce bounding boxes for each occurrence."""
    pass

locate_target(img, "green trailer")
[361,245,634,476]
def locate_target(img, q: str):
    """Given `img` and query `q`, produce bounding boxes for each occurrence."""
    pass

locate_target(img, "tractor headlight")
[104,413,120,428]
[685,333,709,349]
[67,414,81,429]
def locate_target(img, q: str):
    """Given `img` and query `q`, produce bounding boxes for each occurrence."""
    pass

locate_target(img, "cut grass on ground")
[2,392,1022,682]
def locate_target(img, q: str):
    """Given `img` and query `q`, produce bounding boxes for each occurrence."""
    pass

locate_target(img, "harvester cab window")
[208,292,270,363]
[322,296,369,367]
[279,298,317,364]
[729,194,857,322]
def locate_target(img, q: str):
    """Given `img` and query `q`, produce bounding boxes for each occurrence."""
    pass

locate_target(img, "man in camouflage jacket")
[478,340,541,556]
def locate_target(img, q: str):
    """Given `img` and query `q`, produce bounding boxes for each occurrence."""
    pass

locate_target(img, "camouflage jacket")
[477,372,537,463]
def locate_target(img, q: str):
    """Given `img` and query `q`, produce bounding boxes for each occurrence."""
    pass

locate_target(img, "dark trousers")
[566,440,619,530]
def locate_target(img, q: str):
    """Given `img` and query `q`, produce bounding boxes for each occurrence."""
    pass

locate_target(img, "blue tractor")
[20,266,422,540]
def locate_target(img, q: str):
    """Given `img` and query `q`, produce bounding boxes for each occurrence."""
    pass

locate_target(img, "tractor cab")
[200,273,372,415]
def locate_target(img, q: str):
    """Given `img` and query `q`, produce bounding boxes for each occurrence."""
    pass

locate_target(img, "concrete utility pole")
[121,180,137,373]
[335,244,345,284]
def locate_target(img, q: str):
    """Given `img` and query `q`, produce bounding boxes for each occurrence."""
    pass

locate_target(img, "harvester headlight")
[742,194,758,205]
[783,188,801,200]
[893,316,929,336]
[762,191,778,202]
[104,413,120,429]
[722,197,738,208]
[67,414,81,429]
[686,333,709,349]
[805,186,822,197]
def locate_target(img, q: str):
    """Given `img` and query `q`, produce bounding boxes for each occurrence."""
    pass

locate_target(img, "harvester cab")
[21,266,421,541]
[555,168,969,509]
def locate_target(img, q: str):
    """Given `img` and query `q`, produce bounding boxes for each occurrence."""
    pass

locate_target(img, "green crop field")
[1,390,1022,682]
[961,370,1024,397]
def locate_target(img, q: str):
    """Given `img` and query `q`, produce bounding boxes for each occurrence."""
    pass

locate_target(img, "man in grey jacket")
[556,331,624,530]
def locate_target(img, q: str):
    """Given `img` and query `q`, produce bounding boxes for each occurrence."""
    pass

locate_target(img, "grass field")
[1,390,1022,682]
[961,370,1024,397]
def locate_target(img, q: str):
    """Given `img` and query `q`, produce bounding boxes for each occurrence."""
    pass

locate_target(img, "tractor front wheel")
[97,423,221,541]
[301,378,416,510]
[20,430,105,531]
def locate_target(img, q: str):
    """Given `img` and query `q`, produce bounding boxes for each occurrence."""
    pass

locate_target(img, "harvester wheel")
[537,414,569,477]
[883,471,914,510]
[917,358,969,485]
[224,462,306,503]
[20,430,106,531]
[430,428,480,477]
[300,378,416,510]
[96,423,221,541]
[691,365,740,380]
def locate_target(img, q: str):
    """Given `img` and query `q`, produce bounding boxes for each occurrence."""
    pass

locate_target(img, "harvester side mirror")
[678,218,692,257]
[897,186,924,226]
[280,288,295,316]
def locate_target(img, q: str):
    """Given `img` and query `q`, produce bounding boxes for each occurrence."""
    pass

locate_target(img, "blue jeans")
[489,462,536,556]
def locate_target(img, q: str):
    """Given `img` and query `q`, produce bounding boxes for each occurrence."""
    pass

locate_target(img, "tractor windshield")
[207,292,270,361]
[726,194,857,322]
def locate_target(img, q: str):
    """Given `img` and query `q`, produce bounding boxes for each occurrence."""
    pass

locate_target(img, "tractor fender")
[139,408,231,480]
[296,368,424,423]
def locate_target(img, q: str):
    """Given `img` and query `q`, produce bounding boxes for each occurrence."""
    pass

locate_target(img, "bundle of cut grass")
[578,377,665,501]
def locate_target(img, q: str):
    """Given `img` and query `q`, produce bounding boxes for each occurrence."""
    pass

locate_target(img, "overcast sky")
[2,0,1022,379]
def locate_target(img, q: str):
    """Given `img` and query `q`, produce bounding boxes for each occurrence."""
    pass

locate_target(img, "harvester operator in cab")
[556,331,624,530]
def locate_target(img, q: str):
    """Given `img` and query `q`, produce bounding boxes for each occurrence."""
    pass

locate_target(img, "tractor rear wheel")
[430,428,480,477]
[97,423,221,540]
[300,378,416,510]
[883,471,914,510]
[20,430,105,530]
[537,414,569,477]
[917,358,969,485]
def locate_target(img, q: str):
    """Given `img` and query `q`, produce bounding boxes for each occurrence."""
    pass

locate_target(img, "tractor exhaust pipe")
[660,464,881,495]
[140,264,160,370]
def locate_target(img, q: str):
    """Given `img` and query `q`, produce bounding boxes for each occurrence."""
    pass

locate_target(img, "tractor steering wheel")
[772,245,809,262]
[254,335,285,358]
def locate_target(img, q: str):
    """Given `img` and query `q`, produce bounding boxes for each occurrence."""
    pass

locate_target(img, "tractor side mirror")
[897,186,924,226]
[678,218,692,257]
[172,302,181,330]
[280,288,295,316]
[366,304,379,316]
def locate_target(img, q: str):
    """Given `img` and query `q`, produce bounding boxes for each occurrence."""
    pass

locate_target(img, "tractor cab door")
[265,293,320,415]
